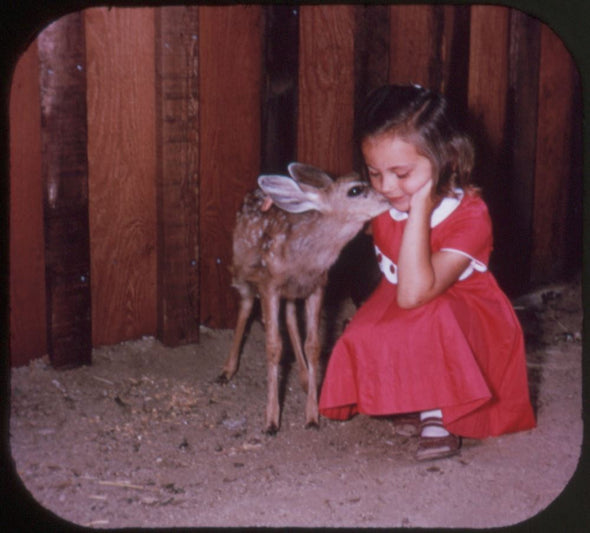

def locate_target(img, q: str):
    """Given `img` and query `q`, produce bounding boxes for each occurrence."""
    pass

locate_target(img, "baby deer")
[217,162,391,433]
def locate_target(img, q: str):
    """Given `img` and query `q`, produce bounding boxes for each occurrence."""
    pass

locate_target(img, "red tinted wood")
[531,25,577,284]
[155,6,200,346]
[38,13,91,368]
[390,5,471,99]
[261,5,299,173]
[467,6,512,289]
[468,5,510,159]
[439,5,471,107]
[504,10,541,292]
[354,5,390,100]
[297,5,355,175]
[9,40,46,366]
[85,8,157,345]
[198,6,262,328]
[389,5,439,89]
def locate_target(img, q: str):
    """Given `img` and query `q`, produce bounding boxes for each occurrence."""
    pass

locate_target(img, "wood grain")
[85,7,157,345]
[467,5,510,158]
[261,5,299,173]
[354,5,390,103]
[532,24,577,284]
[467,5,512,288]
[198,5,262,328]
[503,10,541,292]
[297,5,355,175]
[38,12,92,367]
[9,40,47,366]
[389,5,440,89]
[154,6,200,346]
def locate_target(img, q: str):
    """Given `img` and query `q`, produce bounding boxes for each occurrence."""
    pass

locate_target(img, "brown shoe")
[415,417,461,461]
[391,412,420,437]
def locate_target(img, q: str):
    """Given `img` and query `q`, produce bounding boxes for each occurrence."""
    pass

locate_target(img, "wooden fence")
[9,5,581,367]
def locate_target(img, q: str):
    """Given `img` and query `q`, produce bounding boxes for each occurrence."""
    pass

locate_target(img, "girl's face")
[362,133,434,212]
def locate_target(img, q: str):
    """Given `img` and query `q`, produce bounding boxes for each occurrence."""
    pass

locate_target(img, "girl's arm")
[397,181,471,309]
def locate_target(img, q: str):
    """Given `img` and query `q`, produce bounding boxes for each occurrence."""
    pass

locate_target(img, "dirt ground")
[5,275,586,530]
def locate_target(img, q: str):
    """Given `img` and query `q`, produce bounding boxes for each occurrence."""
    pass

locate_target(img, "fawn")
[216,162,391,433]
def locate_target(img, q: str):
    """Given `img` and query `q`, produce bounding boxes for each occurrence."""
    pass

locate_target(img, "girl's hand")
[409,177,436,214]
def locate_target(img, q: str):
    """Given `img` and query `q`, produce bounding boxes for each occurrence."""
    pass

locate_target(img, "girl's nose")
[380,174,401,195]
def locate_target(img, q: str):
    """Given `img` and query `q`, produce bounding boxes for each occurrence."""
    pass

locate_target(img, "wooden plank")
[531,24,577,284]
[198,6,262,328]
[504,10,541,293]
[297,5,359,311]
[85,7,157,345]
[354,3,390,170]
[439,5,471,108]
[467,6,512,289]
[390,5,472,101]
[389,5,441,89]
[297,5,355,175]
[467,6,510,158]
[354,4,390,108]
[9,39,46,366]
[38,13,91,368]
[154,6,200,346]
[261,5,299,173]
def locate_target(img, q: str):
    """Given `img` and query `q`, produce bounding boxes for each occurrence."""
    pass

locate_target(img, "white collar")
[388,189,464,227]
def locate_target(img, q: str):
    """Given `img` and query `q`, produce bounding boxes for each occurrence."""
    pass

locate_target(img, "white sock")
[420,409,450,438]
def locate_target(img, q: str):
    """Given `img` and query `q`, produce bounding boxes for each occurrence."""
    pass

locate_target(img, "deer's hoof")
[263,423,279,436]
[215,373,230,385]
[305,420,320,430]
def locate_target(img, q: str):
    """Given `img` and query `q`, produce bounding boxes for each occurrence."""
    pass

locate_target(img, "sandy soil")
[5,276,586,530]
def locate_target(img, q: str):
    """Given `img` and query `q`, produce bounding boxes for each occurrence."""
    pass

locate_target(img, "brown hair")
[355,85,476,197]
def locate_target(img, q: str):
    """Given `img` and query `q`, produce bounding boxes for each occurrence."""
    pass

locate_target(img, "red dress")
[319,192,536,439]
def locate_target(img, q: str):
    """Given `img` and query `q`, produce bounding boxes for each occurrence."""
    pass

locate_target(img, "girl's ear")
[287,162,333,189]
[257,174,325,213]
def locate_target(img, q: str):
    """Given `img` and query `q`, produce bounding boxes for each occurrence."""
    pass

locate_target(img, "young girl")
[318,84,536,461]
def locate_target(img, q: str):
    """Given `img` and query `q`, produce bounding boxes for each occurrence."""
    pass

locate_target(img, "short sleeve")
[431,195,493,267]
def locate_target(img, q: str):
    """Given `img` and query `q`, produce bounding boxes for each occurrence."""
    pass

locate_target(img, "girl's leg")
[416,409,461,461]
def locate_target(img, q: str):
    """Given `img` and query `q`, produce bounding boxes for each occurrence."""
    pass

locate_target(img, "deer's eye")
[347,185,365,197]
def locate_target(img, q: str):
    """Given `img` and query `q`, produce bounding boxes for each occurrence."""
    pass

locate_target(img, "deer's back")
[232,189,330,299]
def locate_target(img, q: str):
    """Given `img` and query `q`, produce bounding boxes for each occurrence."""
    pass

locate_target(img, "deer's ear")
[258,175,324,213]
[287,162,333,189]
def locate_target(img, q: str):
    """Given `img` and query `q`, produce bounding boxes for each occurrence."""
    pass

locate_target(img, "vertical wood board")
[38,12,92,368]
[155,6,200,346]
[467,6,510,157]
[297,5,355,175]
[354,4,390,112]
[389,5,441,89]
[438,6,471,108]
[9,40,46,366]
[261,5,299,173]
[85,7,157,345]
[467,6,512,288]
[503,10,541,292]
[198,6,262,328]
[531,25,576,283]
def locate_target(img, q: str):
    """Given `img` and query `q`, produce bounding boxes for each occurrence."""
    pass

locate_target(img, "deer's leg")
[217,285,254,383]
[303,287,324,428]
[285,300,309,393]
[260,291,282,434]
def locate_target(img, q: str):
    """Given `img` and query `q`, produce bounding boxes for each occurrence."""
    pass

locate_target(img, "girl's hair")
[355,84,476,197]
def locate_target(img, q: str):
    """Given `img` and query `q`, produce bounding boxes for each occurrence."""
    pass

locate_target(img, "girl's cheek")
[369,176,382,192]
